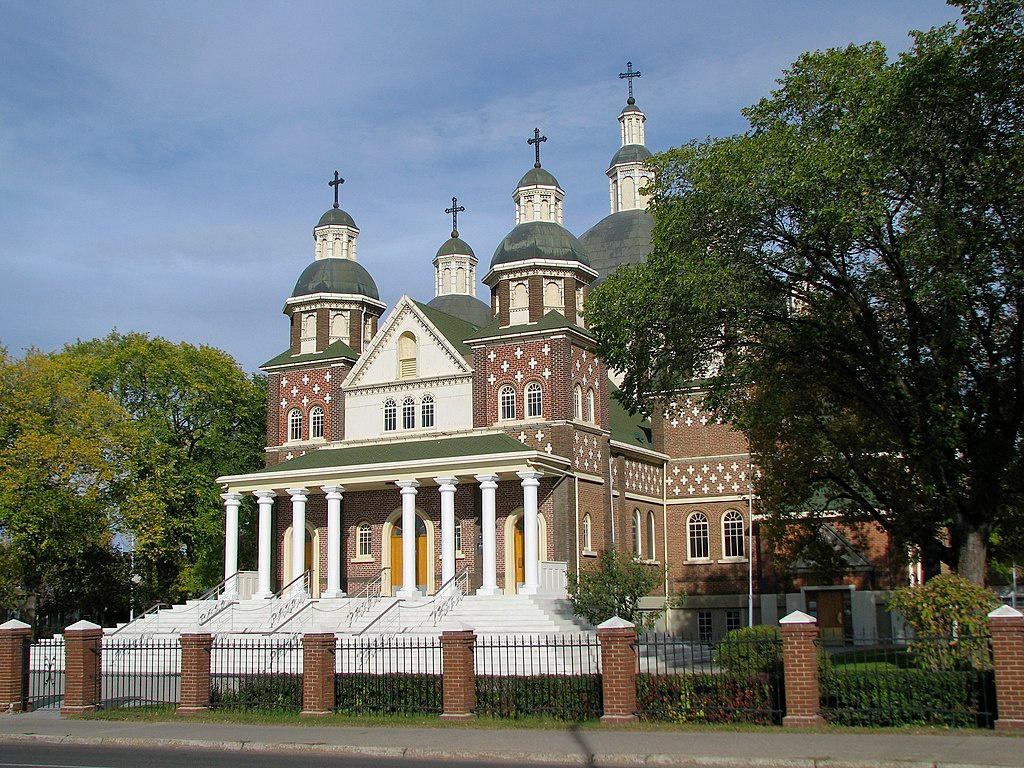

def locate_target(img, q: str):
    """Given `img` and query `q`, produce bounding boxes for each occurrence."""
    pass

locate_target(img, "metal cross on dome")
[328,170,345,209]
[528,127,547,168]
[619,61,642,101]
[445,196,465,238]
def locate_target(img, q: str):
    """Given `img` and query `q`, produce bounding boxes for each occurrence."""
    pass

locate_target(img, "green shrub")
[637,673,780,724]
[210,674,302,711]
[475,674,602,721]
[334,673,441,714]
[820,665,994,727]
[568,549,663,628]
[713,625,783,676]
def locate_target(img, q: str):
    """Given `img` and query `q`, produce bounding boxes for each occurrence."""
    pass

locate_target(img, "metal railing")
[335,635,442,714]
[28,637,65,710]
[101,637,181,709]
[346,568,390,628]
[109,603,169,636]
[428,568,471,625]
[357,568,469,636]
[209,635,303,711]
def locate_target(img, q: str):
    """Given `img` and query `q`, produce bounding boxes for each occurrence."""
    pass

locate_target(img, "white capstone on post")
[476,474,500,596]
[287,488,309,597]
[517,471,542,595]
[396,480,420,598]
[436,477,458,592]
[321,485,345,598]
[253,490,276,599]
[221,492,243,599]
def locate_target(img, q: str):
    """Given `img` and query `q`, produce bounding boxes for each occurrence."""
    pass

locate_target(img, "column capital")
[286,487,309,501]
[474,474,499,487]
[395,479,420,492]
[434,476,459,489]
[253,490,277,501]
[321,485,345,499]
[517,470,543,486]
[221,492,244,504]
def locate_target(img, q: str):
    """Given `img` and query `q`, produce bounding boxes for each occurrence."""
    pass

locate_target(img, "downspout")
[662,459,670,632]
[573,473,580,574]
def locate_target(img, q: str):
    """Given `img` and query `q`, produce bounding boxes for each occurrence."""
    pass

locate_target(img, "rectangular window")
[697,611,713,645]
[421,396,435,428]
[726,610,741,634]
[402,398,415,429]
[454,522,462,555]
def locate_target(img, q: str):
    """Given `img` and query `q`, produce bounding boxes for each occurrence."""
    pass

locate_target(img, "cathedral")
[216,69,905,641]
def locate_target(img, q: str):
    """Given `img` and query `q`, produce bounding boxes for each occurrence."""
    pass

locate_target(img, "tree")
[588,0,1024,583]
[567,549,664,627]
[56,332,267,604]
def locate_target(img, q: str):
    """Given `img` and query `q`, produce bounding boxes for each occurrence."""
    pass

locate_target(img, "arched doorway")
[503,510,547,595]
[390,516,428,594]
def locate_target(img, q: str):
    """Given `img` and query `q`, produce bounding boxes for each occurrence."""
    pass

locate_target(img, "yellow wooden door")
[390,526,403,592]
[304,530,313,573]
[416,531,428,588]
[514,518,525,586]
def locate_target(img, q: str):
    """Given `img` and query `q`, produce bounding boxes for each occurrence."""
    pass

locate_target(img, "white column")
[321,485,345,598]
[287,487,309,597]
[395,480,419,598]
[435,477,458,592]
[517,471,543,595]
[475,475,499,596]
[221,492,243,599]
[253,491,276,599]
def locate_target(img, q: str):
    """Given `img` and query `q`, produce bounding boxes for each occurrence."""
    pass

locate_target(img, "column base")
[221,591,239,601]
[252,591,274,600]
[395,587,419,598]
[783,714,824,728]
[440,712,475,721]
[518,584,539,596]
[175,705,209,715]
[600,713,636,724]
[996,719,1024,731]
[320,589,346,599]
[476,585,501,596]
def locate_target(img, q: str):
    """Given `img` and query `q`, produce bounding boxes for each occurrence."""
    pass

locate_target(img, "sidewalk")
[2,710,1023,767]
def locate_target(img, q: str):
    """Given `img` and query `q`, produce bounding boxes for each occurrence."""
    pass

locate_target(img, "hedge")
[637,673,782,724]
[210,673,302,711]
[335,672,442,714]
[475,674,602,721]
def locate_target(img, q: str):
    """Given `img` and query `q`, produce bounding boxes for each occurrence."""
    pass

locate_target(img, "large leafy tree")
[588,0,1023,583]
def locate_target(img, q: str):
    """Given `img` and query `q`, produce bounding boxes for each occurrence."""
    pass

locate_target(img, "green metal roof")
[517,167,561,189]
[466,310,593,343]
[259,433,531,473]
[608,382,653,449]
[579,209,654,283]
[620,98,644,115]
[425,294,492,328]
[291,258,379,300]
[609,144,652,167]
[436,235,475,259]
[316,208,357,228]
[261,339,358,369]
[490,221,591,268]
[412,299,481,355]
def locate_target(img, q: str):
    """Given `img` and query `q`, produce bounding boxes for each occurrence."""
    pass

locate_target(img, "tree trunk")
[957,528,988,586]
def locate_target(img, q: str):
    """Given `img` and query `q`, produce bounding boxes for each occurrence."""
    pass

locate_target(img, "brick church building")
[218,73,906,641]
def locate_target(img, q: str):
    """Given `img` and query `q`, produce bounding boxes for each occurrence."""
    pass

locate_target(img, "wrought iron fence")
[335,635,442,714]
[474,633,602,720]
[819,635,996,728]
[28,637,64,710]
[101,637,181,709]
[209,636,303,711]
[636,632,784,724]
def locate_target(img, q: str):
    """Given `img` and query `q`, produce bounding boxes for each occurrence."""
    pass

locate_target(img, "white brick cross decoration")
[302,375,309,385]
[312,384,320,394]
[291,386,298,396]
[528,357,537,369]
[501,361,509,373]
[542,344,550,356]
[518,431,527,443]
[542,368,551,379]
[487,374,496,385]
[301,396,309,406]
[325,372,332,382]
[324,393,332,403]
[488,350,496,362]
[281,377,289,386]
[514,347,523,359]
[514,371,523,382]
[535,430,543,441]
[280,399,287,409]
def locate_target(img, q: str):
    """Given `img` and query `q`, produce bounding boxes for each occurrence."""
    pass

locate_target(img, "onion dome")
[436,235,476,259]
[291,258,379,300]
[517,166,561,189]
[491,220,591,268]
[316,207,357,229]
[620,96,644,114]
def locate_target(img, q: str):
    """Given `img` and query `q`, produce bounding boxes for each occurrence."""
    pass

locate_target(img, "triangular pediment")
[344,296,472,388]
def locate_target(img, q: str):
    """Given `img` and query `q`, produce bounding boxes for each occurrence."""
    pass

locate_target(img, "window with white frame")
[510,281,529,324]
[586,388,596,423]
[454,522,462,555]
[576,286,585,326]
[647,510,656,560]
[421,394,435,428]
[574,385,583,420]
[687,512,710,560]
[582,514,592,551]
[525,382,542,418]
[300,312,317,354]
[722,510,745,559]
[632,509,642,558]
[287,409,302,442]
[402,396,415,429]
[329,311,349,344]
[499,385,516,420]
[726,609,742,634]
[543,280,563,314]
[383,398,397,432]
[310,406,324,440]
[357,521,372,558]
[697,610,713,644]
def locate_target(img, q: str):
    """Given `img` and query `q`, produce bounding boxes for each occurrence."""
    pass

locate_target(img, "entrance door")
[815,590,846,644]
[514,517,525,587]
[390,517,428,594]
[304,529,317,597]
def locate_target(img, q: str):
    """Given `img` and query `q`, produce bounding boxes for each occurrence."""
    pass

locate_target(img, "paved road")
[0,742,532,768]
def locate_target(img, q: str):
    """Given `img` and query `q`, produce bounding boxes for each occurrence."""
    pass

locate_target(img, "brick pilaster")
[176,633,212,714]
[61,620,103,715]
[780,611,824,727]
[0,620,32,712]
[597,616,637,723]
[441,626,476,720]
[301,633,336,717]
[990,605,1024,731]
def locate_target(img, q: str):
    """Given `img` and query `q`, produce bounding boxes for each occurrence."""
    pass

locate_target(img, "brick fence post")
[176,633,213,714]
[61,620,103,715]
[0,619,33,712]
[989,605,1024,731]
[440,624,476,720]
[780,610,824,727]
[301,632,336,717]
[597,616,637,724]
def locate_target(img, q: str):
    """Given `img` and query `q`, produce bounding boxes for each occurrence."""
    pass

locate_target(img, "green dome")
[609,144,652,167]
[426,294,492,327]
[620,98,644,115]
[517,167,561,189]
[436,235,476,259]
[291,258,379,300]
[490,221,591,269]
[316,207,358,229]
[579,209,653,283]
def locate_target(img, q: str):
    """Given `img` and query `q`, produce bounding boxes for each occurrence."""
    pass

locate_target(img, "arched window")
[723,510,745,559]
[329,311,349,344]
[647,510,657,560]
[398,332,417,379]
[544,280,562,313]
[574,385,583,421]
[421,394,435,428]
[576,286,585,325]
[586,388,596,423]
[383,398,397,432]
[402,396,416,429]
[499,385,516,420]
[621,175,637,209]
[632,509,642,558]
[442,267,452,294]
[300,312,316,354]
[364,315,374,342]
[582,514,592,551]
[356,521,372,558]
[511,282,528,308]
[525,382,542,418]
[287,409,303,442]
[310,406,324,440]
[456,266,466,293]
[687,512,710,560]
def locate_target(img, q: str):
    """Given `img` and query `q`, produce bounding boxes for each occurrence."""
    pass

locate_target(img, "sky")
[1,1,961,372]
